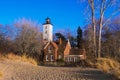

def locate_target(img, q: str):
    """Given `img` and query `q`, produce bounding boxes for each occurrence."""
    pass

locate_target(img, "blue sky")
[0,0,86,32]
[0,0,120,33]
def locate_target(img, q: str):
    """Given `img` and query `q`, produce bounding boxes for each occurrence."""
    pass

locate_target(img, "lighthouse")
[43,17,53,42]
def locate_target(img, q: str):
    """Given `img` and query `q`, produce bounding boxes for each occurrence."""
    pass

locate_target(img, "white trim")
[67,55,84,57]
[44,42,50,49]
[74,57,75,62]
[80,55,84,57]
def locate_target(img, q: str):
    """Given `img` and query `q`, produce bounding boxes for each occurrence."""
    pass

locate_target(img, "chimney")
[59,38,62,45]
[67,39,71,49]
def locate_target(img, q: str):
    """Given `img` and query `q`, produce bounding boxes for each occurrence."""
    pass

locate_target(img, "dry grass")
[96,58,117,72]
[0,72,3,77]
[95,58,120,79]
[2,53,38,66]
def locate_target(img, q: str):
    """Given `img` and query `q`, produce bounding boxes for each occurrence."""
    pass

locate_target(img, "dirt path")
[0,60,115,80]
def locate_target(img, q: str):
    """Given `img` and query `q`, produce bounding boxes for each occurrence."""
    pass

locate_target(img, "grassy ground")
[95,58,120,79]
[0,53,38,66]
[0,53,38,79]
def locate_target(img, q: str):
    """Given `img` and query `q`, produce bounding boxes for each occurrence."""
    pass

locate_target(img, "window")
[46,55,48,61]
[74,57,77,62]
[45,26,47,29]
[48,50,51,53]
[59,55,62,59]
[51,55,54,61]
[67,57,69,62]
[70,57,72,62]
[44,38,47,40]
[48,46,53,50]
[48,46,52,53]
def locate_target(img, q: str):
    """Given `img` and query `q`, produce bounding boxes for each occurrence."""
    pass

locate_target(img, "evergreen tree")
[55,33,66,41]
[77,26,83,48]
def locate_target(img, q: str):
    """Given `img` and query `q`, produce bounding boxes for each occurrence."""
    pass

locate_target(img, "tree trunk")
[92,13,96,58]
[91,0,97,58]
[98,14,103,58]
[98,27,102,58]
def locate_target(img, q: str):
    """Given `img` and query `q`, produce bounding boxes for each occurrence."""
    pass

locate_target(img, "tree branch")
[103,0,113,12]
[103,7,120,27]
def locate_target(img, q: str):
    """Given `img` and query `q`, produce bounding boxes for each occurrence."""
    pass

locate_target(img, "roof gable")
[44,42,58,50]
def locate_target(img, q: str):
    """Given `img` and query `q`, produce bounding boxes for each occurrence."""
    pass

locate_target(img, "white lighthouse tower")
[43,17,53,42]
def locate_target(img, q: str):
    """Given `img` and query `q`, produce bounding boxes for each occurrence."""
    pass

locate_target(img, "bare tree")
[0,25,14,53]
[84,25,94,58]
[14,18,43,58]
[88,0,97,58]
[98,0,120,58]
[82,0,120,58]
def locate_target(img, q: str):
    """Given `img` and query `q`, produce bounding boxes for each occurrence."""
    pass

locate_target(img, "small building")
[64,48,86,62]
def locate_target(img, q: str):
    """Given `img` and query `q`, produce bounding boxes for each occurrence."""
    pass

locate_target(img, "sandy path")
[0,60,115,80]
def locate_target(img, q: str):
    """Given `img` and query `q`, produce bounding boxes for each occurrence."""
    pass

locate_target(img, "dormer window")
[48,46,52,53]
[48,46,53,50]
